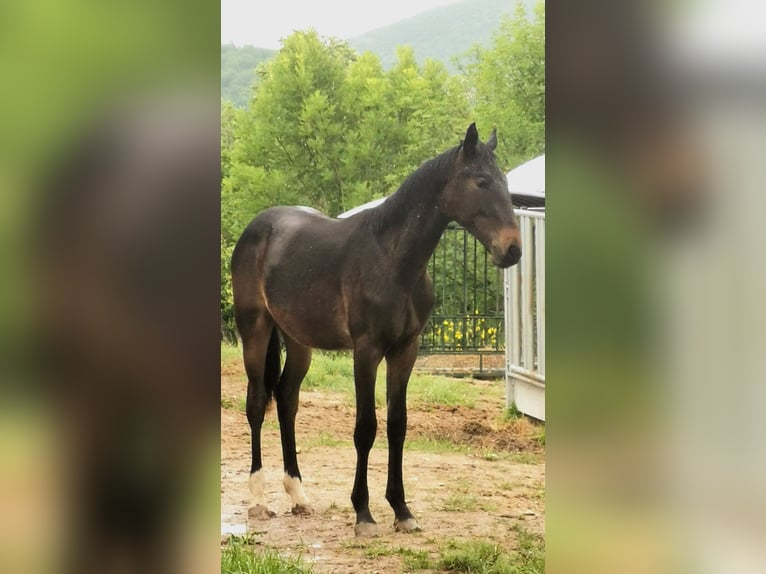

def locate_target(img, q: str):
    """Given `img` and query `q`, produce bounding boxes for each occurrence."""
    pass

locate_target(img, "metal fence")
[419,224,505,366]
[504,209,545,420]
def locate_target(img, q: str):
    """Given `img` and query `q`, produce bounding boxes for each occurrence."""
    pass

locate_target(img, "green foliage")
[221,536,314,573]
[503,403,523,421]
[461,1,545,170]
[221,44,275,107]
[437,529,544,574]
[224,31,468,223]
[404,436,471,454]
[408,374,483,408]
[220,237,236,342]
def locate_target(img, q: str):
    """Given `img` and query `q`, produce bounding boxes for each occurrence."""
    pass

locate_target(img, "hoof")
[394,517,421,532]
[248,504,276,520]
[354,521,379,538]
[291,504,315,516]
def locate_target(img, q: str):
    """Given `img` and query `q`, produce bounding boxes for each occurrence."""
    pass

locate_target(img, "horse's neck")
[371,187,449,283]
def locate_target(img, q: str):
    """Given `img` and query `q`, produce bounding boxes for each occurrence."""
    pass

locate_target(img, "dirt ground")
[221,357,544,573]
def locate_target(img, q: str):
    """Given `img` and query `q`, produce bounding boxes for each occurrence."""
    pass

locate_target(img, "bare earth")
[221,358,545,573]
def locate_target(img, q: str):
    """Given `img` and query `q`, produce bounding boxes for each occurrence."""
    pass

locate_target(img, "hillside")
[221,44,275,107]
[221,0,540,104]
[348,0,533,69]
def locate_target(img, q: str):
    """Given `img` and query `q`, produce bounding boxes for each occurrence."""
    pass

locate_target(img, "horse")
[231,123,521,536]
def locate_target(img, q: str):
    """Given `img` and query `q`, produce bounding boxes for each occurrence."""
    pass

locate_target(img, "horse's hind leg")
[275,335,314,515]
[239,311,279,520]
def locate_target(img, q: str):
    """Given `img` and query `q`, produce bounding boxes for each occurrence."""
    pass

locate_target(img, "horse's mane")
[362,146,460,234]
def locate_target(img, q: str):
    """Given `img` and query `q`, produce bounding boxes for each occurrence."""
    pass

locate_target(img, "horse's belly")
[268,301,353,350]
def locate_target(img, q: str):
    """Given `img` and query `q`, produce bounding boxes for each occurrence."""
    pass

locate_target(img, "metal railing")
[420,224,505,366]
[504,209,545,420]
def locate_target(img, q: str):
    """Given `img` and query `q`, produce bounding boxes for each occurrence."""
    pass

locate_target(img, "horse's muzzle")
[491,244,522,268]
[490,229,522,268]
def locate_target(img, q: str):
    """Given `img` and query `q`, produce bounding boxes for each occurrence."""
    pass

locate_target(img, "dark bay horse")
[231,123,521,536]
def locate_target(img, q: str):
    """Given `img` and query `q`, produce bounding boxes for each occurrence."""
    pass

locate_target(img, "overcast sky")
[221,0,462,49]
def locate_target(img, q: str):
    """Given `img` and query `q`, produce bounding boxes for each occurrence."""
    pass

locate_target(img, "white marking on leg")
[284,473,313,514]
[248,470,267,509]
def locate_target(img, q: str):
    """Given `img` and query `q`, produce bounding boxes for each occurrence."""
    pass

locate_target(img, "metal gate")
[504,209,545,420]
[419,223,505,366]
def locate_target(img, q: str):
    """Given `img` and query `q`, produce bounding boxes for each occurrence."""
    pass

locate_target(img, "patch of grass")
[513,525,545,573]
[262,417,279,430]
[409,375,481,408]
[302,352,498,410]
[502,403,523,421]
[404,436,470,454]
[441,479,498,512]
[221,535,314,574]
[363,542,395,559]
[300,430,349,449]
[438,539,512,573]
[442,491,480,512]
[221,342,241,367]
[302,351,356,397]
[436,529,544,574]
[509,452,541,465]
[221,396,248,413]
[401,547,432,571]
[360,544,432,571]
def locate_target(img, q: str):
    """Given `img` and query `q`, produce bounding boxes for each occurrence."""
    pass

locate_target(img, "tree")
[461,1,544,170]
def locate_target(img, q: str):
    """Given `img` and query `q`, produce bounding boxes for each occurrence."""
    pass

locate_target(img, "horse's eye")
[476,178,490,188]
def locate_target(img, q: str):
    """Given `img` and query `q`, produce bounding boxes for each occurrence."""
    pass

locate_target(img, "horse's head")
[440,123,521,268]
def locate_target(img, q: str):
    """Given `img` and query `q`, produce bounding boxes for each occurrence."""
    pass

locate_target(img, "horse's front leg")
[385,338,421,532]
[351,343,383,537]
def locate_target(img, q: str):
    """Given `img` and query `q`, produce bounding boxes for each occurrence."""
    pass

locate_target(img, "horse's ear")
[463,123,479,157]
[487,128,497,151]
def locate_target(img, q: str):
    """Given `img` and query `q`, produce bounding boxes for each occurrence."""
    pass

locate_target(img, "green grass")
[302,351,356,396]
[404,436,471,454]
[508,452,541,465]
[408,375,485,408]
[512,526,546,574]
[357,543,432,571]
[221,342,242,366]
[221,396,248,413]
[441,478,498,512]
[346,536,544,574]
[222,345,508,414]
[223,344,500,410]
[221,536,314,573]
[502,403,523,421]
[442,491,480,512]
[300,430,350,449]
[437,528,544,574]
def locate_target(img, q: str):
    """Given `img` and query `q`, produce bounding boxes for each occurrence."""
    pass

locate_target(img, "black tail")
[264,326,282,403]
